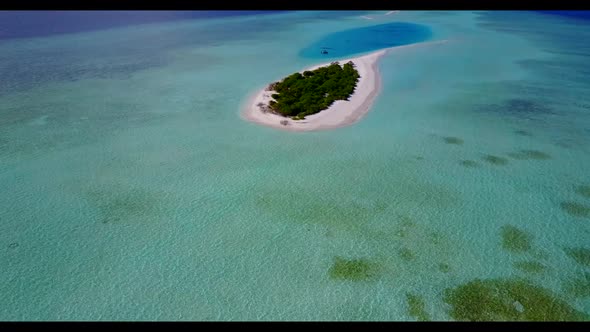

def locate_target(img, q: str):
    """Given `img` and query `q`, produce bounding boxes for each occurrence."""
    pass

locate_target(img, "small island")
[243,49,388,131]
[243,41,447,131]
[264,61,360,120]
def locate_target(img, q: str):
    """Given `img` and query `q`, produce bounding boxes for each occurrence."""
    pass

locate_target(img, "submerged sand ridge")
[241,40,449,132]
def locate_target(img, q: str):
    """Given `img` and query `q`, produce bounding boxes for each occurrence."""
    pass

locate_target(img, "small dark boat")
[321,50,328,54]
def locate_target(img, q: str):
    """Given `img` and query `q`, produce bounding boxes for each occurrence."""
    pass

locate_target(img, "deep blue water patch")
[535,11,590,22]
[299,22,432,59]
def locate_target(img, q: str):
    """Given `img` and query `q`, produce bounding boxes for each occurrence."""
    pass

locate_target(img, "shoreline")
[241,40,448,132]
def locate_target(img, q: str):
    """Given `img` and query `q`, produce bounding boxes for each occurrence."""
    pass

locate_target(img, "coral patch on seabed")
[563,272,590,298]
[438,263,451,273]
[575,185,590,199]
[507,149,551,160]
[442,136,464,145]
[564,247,590,267]
[406,293,430,321]
[482,155,509,166]
[513,261,547,274]
[500,225,533,253]
[514,129,533,137]
[560,201,590,218]
[443,278,589,321]
[328,257,379,281]
[399,247,416,261]
[459,160,479,168]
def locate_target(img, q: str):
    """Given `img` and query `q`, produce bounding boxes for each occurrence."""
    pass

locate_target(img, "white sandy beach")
[241,40,448,132]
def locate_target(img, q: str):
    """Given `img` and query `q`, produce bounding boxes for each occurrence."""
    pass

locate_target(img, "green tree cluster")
[268,61,360,119]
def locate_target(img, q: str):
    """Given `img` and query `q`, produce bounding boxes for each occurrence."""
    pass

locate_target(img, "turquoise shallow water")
[1,11,590,320]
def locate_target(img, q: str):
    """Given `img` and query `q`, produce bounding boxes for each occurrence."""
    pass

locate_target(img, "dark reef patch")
[86,186,162,224]
[443,278,589,321]
[514,261,547,274]
[328,257,378,282]
[443,136,464,145]
[575,185,590,199]
[477,98,555,120]
[560,201,590,218]
[395,228,408,238]
[514,130,533,137]
[459,160,479,168]
[500,225,533,253]
[482,155,509,166]
[399,216,416,229]
[505,99,553,114]
[563,272,590,298]
[564,247,590,267]
[255,164,461,237]
[394,216,416,238]
[438,263,451,273]
[399,247,416,261]
[406,293,430,321]
[257,193,388,233]
[507,149,551,160]
[429,232,443,246]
